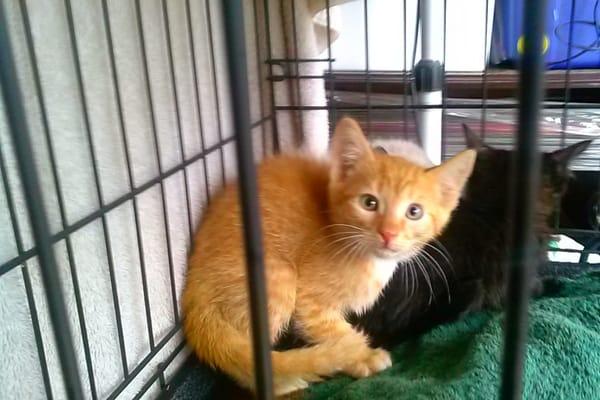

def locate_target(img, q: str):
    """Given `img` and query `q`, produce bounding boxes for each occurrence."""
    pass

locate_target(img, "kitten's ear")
[428,149,477,206]
[549,140,592,166]
[330,117,374,180]
[462,124,484,149]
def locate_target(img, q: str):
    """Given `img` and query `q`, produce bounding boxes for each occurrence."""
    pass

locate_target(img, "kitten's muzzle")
[378,230,398,249]
[375,248,400,259]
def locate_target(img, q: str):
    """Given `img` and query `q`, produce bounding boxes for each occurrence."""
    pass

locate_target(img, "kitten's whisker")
[409,262,417,300]
[353,241,369,261]
[404,260,412,300]
[398,260,408,298]
[335,238,357,266]
[325,235,366,256]
[306,223,367,254]
[422,243,453,269]
[404,239,450,263]
[328,241,356,262]
[420,250,452,304]
[305,232,364,256]
[326,234,365,246]
[339,238,369,270]
[345,240,364,267]
[422,251,449,295]
[325,231,365,238]
[412,262,418,298]
[321,223,367,234]
[408,239,455,279]
[321,230,366,238]
[424,240,454,272]
[415,256,434,305]
[403,262,409,298]
[391,238,453,270]
[392,260,409,312]
[430,238,452,260]
[328,237,364,263]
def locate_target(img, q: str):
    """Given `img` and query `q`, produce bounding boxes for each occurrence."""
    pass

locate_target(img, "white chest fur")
[372,257,399,288]
[348,257,399,315]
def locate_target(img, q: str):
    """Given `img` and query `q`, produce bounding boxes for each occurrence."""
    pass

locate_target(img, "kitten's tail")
[184,311,363,395]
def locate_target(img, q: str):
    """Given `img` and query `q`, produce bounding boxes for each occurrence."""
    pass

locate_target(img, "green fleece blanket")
[305,272,600,400]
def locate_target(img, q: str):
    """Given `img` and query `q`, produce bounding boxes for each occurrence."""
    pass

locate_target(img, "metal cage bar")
[185,0,213,204]
[0,103,51,400]
[480,0,491,138]
[135,0,182,340]
[500,1,548,399]
[22,266,55,400]
[131,340,187,400]
[161,0,195,246]
[262,0,281,151]
[441,0,447,160]
[63,0,130,382]
[0,137,234,279]
[105,324,181,400]
[205,0,228,187]
[554,0,578,230]
[274,103,600,110]
[22,1,99,395]
[402,0,409,139]
[1,1,278,398]
[290,0,305,138]
[99,0,155,377]
[363,0,371,134]
[222,1,274,399]
[251,0,269,158]
[0,4,84,398]
[326,0,335,134]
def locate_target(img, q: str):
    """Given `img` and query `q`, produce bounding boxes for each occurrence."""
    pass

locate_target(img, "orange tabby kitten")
[183,118,476,395]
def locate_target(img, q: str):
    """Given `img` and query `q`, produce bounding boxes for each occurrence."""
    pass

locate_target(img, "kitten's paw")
[343,348,392,378]
[366,348,392,372]
[344,362,372,378]
[273,377,310,396]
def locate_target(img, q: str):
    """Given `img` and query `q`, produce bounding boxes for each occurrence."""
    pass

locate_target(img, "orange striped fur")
[182,118,476,395]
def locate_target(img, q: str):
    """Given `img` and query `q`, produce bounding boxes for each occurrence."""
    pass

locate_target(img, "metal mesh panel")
[0,0,274,398]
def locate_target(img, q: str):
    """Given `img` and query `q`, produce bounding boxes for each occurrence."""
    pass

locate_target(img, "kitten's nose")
[379,230,398,247]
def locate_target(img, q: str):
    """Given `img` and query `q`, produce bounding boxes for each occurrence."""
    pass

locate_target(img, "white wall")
[323,0,496,72]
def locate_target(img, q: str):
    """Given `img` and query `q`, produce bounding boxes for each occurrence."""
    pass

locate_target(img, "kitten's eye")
[359,194,379,211]
[406,203,424,220]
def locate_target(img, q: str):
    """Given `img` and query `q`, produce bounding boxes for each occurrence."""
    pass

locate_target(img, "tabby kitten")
[182,118,476,395]
[350,125,592,348]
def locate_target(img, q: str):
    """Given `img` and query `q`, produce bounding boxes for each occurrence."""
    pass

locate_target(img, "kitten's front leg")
[296,306,392,378]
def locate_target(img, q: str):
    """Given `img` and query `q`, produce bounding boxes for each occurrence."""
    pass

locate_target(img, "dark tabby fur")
[348,126,592,348]
[276,126,591,350]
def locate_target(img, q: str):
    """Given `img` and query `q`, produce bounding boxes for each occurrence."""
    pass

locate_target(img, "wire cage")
[0,1,275,399]
[0,0,599,399]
